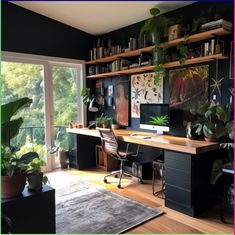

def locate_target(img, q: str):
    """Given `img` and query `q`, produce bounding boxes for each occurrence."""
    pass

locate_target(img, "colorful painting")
[169,65,209,110]
[115,81,129,126]
[131,72,163,118]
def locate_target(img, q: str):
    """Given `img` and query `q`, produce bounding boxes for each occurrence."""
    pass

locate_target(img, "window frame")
[1,51,86,171]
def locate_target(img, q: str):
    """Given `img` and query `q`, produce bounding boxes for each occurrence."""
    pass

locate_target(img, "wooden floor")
[47,168,233,234]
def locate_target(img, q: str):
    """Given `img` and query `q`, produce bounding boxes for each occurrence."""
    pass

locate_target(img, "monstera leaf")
[1,97,32,124]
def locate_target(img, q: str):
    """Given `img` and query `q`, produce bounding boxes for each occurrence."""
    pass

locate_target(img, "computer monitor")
[140,103,170,134]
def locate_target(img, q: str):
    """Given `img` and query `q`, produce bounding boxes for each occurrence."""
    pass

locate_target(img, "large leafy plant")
[190,101,233,140]
[1,97,39,176]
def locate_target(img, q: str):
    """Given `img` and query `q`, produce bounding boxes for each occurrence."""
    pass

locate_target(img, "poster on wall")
[169,65,209,111]
[131,72,163,118]
[115,81,129,126]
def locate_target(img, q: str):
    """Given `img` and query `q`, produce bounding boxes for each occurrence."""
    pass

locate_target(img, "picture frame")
[229,41,234,79]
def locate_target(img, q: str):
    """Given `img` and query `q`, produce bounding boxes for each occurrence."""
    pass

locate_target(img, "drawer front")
[165,167,191,190]
[166,184,191,208]
[165,150,191,172]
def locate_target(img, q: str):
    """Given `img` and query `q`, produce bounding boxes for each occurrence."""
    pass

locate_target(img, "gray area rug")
[56,180,163,234]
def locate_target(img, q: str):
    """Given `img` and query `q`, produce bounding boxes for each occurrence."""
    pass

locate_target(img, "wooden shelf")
[86,27,231,65]
[86,53,228,79]
[86,46,154,65]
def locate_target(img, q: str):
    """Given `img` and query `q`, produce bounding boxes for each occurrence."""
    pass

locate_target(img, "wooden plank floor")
[47,168,233,234]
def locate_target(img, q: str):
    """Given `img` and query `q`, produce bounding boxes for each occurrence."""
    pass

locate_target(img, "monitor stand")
[153,131,163,136]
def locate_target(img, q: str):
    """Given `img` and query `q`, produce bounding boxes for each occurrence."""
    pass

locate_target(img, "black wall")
[88,1,234,137]
[2,2,95,60]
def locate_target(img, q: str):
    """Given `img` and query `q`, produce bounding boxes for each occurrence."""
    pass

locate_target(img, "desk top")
[67,128,220,155]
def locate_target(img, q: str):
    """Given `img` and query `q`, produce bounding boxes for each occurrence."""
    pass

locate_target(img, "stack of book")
[111,60,120,72]
[199,19,233,32]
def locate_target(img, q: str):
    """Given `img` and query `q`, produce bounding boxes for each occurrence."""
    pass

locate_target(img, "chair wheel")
[115,175,119,178]
[117,184,121,188]
[140,180,144,184]
[104,179,108,183]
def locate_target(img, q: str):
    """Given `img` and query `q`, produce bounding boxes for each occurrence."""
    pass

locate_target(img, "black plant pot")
[59,150,69,169]
[28,172,43,191]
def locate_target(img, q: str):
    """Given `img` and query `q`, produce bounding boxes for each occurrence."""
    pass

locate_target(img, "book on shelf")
[199,19,232,32]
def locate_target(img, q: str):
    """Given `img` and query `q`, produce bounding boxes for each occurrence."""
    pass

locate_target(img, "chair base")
[104,169,143,188]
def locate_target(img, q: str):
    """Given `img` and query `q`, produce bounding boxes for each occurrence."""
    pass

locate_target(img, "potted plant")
[189,101,233,142]
[27,158,49,191]
[48,129,69,169]
[111,119,120,130]
[1,97,39,198]
[96,114,111,128]
[141,8,171,83]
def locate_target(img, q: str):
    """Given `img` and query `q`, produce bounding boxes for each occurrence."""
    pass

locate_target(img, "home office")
[1,1,234,234]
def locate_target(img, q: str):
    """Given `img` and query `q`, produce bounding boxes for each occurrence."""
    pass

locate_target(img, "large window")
[1,52,85,171]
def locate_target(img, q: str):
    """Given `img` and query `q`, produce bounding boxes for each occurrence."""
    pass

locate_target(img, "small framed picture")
[108,85,113,96]
[229,41,234,79]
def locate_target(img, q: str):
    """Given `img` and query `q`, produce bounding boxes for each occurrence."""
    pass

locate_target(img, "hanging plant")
[141,8,170,83]
[177,42,189,65]
[80,88,91,105]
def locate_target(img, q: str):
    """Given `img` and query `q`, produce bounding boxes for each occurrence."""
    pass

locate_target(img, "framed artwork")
[115,81,129,126]
[229,41,234,79]
[131,72,163,118]
[169,65,209,110]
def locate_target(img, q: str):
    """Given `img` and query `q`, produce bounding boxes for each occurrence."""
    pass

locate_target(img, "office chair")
[97,127,143,188]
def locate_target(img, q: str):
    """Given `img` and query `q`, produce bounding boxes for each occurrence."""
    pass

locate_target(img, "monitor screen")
[140,104,170,133]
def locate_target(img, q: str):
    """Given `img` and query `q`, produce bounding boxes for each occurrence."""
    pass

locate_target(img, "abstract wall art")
[169,65,209,111]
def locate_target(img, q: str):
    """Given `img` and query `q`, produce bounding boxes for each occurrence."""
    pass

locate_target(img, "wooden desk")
[67,128,222,217]
[67,128,219,154]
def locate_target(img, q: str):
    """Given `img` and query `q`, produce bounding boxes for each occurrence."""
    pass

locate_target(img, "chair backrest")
[97,128,119,156]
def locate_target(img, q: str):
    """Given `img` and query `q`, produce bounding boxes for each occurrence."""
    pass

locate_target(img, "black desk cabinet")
[2,185,55,234]
[165,149,224,217]
[69,133,100,169]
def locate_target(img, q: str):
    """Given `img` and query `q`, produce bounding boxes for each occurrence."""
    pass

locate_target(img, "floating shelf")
[86,27,231,65]
[86,54,228,79]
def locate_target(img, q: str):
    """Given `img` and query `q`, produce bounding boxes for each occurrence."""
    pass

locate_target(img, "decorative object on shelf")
[131,72,163,118]
[88,66,96,76]
[169,65,209,110]
[115,81,129,126]
[168,24,181,41]
[1,97,39,198]
[210,59,224,97]
[229,41,234,79]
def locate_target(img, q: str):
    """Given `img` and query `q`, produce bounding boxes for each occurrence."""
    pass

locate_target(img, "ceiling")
[12,1,194,35]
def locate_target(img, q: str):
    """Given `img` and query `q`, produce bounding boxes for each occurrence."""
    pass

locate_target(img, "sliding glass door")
[1,53,85,171]
[51,65,81,169]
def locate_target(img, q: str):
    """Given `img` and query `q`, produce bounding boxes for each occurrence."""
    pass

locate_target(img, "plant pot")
[204,137,218,142]
[59,150,69,169]
[27,172,43,191]
[111,124,120,130]
[2,174,26,198]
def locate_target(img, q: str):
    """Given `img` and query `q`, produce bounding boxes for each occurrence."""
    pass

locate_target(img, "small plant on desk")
[149,115,169,126]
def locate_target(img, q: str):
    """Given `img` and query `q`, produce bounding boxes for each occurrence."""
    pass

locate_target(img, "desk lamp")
[88,97,99,129]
